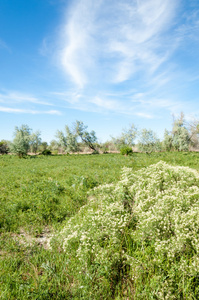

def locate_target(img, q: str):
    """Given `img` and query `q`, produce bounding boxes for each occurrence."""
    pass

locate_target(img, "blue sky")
[0,0,199,143]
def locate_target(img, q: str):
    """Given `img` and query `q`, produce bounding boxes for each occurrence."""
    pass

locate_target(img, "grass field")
[1,152,199,299]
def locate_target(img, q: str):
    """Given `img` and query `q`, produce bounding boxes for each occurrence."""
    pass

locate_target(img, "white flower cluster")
[121,161,199,275]
[50,180,130,276]
[50,161,199,283]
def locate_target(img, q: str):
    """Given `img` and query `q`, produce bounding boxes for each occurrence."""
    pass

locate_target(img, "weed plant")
[0,152,199,299]
[50,160,199,299]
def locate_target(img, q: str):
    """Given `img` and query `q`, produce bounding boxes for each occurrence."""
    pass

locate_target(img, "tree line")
[0,113,199,157]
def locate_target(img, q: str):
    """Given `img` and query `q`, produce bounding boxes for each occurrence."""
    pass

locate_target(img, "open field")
[1,152,199,299]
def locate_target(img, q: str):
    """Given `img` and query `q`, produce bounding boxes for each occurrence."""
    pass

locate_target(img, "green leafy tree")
[74,121,98,152]
[49,140,59,152]
[100,140,117,153]
[65,125,79,152]
[138,129,161,153]
[56,125,79,153]
[30,130,42,154]
[11,125,32,157]
[186,118,199,149]
[56,130,67,150]
[120,123,137,146]
[111,123,137,150]
[39,142,48,152]
[0,140,9,154]
[163,129,173,151]
[172,113,190,151]
[163,113,192,152]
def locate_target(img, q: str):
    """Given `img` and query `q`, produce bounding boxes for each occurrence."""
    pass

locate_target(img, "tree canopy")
[11,125,32,157]
[138,128,161,153]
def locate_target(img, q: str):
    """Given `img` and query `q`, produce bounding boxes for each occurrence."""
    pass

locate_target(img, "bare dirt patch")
[12,227,52,249]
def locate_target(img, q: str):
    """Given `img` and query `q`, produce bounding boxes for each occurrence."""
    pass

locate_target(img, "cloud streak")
[0,106,61,115]
[59,0,178,87]
[0,91,53,106]
[2,1,197,123]
[0,91,61,115]
[54,0,199,119]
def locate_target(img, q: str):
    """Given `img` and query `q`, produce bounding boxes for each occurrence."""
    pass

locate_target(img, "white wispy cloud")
[51,91,82,104]
[0,106,61,115]
[51,0,199,120]
[89,96,122,111]
[135,112,154,119]
[0,91,62,115]
[0,91,53,106]
[174,7,199,42]
[59,0,178,87]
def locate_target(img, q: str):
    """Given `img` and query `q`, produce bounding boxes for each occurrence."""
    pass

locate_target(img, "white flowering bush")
[50,182,131,298]
[122,162,199,259]
[50,161,199,299]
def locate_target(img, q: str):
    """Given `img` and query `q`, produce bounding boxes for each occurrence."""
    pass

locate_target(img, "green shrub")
[0,141,9,154]
[50,161,199,299]
[52,149,58,155]
[42,149,52,155]
[92,149,99,154]
[120,146,133,155]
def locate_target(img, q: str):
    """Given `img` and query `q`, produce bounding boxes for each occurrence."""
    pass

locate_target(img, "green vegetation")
[10,125,42,157]
[0,140,9,154]
[137,128,161,153]
[112,124,137,150]
[4,114,199,156]
[41,149,52,156]
[120,145,133,155]
[1,152,199,299]
[56,120,98,153]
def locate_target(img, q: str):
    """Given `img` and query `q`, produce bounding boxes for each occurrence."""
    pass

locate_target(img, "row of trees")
[163,113,199,151]
[113,113,199,153]
[0,121,99,157]
[55,121,98,153]
[0,113,199,157]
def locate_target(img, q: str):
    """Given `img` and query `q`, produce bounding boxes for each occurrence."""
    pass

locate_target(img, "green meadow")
[1,152,199,299]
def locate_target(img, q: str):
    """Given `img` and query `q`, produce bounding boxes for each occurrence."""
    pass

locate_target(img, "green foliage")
[10,125,43,157]
[173,125,189,151]
[56,125,79,153]
[172,115,190,151]
[163,129,173,151]
[100,141,117,153]
[39,141,48,152]
[188,118,199,149]
[0,140,9,154]
[75,120,98,152]
[49,139,59,152]
[120,146,133,155]
[11,125,32,157]
[1,153,199,299]
[30,130,42,154]
[51,160,199,299]
[0,154,135,234]
[138,128,161,152]
[42,149,52,155]
[91,149,99,154]
[163,113,190,152]
[55,130,67,149]
[112,123,137,150]
[120,123,137,146]
[65,125,79,152]
[56,121,98,153]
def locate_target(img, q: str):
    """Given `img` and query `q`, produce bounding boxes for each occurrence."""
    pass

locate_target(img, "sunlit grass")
[0,152,199,299]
